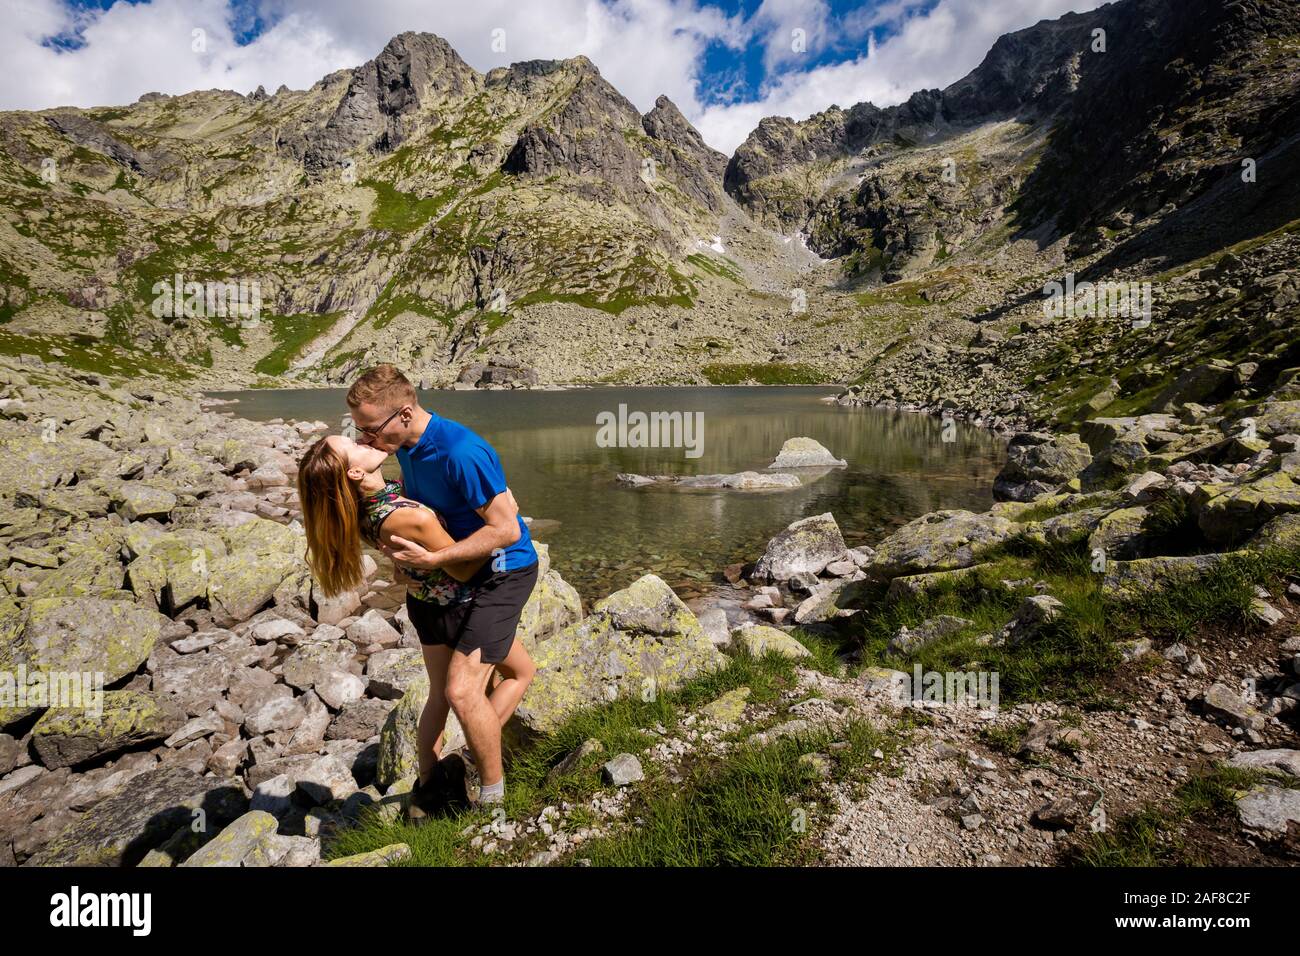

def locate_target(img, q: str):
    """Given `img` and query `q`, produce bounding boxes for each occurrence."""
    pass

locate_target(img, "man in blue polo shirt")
[346,364,538,812]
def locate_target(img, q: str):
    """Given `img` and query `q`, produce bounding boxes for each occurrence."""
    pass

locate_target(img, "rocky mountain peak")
[642,95,725,169]
[302,30,480,169]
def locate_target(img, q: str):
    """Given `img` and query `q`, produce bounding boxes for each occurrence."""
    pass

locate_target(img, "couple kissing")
[295,364,538,818]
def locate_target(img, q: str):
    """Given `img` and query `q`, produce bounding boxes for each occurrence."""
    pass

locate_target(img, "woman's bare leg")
[484,638,536,727]
[417,643,454,786]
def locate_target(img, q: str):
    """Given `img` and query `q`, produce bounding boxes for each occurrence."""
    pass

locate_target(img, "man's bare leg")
[416,643,453,787]
[446,647,504,787]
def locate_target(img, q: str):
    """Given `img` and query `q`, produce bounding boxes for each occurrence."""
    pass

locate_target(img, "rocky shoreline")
[2,341,1297,867]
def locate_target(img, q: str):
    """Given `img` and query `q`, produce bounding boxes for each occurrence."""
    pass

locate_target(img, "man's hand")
[382,535,446,571]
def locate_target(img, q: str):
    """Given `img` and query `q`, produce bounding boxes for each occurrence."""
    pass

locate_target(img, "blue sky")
[6,0,1104,152]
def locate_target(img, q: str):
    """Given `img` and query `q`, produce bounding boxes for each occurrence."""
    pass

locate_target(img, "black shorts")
[405,561,539,663]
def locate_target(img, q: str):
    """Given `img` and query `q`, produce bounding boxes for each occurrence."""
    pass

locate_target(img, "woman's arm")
[379,508,487,583]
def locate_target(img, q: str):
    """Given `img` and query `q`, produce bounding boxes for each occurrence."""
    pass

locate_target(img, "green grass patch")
[1066,764,1299,866]
[575,714,904,866]
[251,311,343,377]
[324,650,803,866]
[362,179,443,234]
[1109,547,1300,642]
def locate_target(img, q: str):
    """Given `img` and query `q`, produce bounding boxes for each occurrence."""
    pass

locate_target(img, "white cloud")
[1,0,1108,156]
[695,0,1108,152]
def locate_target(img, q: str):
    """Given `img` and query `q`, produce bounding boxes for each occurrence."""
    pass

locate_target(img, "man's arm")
[382,489,521,571]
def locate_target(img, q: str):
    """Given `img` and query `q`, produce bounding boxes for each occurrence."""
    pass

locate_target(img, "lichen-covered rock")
[207,550,301,627]
[27,549,125,600]
[365,647,425,699]
[14,596,167,685]
[31,689,183,769]
[867,510,1016,580]
[179,810,282,867]
[518,575,724,732]
[1153,360,1235,412]
[516,569,583,648]
[1021,507,1112,547]
[1102,553,1240,601]
[993,432,1092,502]
[111,483,177,522]
[1087,506,1148,560]
[324,842,411,866]
[699,686,750,723]
[753,512,848,581]
[886,615,971,656]
[1000,595,1065,646]
[1247,513,1300,551]
[126,530,227,613]
[734,622,812,658]
[767,437,846,468]
[25,765,248,866]
[1202,682,1266,730]
[1193,472,1300,545]
[886,565,983,601]
[375,675,465,788]
[220,516,304,556]
[0,436,118,497]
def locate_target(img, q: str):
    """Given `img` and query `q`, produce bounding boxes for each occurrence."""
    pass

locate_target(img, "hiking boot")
[436,752,472,813]
[405,763,448,824]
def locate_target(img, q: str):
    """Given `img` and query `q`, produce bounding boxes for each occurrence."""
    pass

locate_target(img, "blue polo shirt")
[396,412,537,573]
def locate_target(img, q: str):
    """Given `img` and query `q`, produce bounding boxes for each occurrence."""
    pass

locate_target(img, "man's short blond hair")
[347,364,418,409]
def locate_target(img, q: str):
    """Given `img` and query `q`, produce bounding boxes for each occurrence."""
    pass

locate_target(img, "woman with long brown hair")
[296,433,536,817]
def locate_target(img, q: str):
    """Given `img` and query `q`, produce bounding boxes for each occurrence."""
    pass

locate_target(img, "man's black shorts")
[405,561,539,663]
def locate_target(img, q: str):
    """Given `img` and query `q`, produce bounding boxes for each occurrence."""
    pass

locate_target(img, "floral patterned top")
[359,479,475,606]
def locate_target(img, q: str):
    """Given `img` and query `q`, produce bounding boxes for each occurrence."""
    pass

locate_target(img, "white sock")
[479,778,505,803]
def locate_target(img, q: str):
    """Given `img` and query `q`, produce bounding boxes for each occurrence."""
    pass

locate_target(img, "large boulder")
[767,437,846,468]
[1102,553,1241,601]
[1153,361,1235,412]
[126,530,228,613]
[1235,787,1300,836]
[179,810,284,867]
[111,484,177,522]
[375,675,464,789]
[867,510,1017,580]
[753,512,848,582]
[207,551,301,627]
[25,765,248,866]
[26,550,125,600]
[1087,506,1148,561]
[1193,472,1300,546]
[30,690,183,770]
[0,436,118,497]
[993,432,1092,502]
[1247,513,1300,551]
[13,597,167,685]
[517,575,724,732]
[515,571,583,648]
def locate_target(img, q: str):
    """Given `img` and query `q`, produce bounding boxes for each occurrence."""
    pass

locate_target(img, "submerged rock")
[617,471,802,490]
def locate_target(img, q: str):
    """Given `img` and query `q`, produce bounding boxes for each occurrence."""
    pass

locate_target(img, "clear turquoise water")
[209,386,1006,604]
